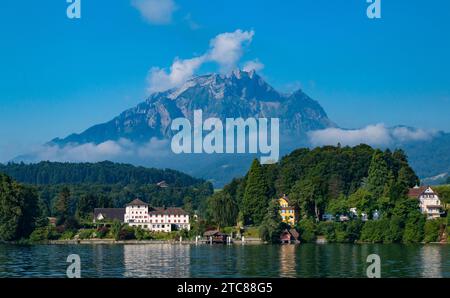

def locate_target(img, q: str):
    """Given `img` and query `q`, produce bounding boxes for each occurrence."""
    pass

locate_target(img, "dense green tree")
[345,220,364,243]
[76,193,98,220]
[0,175,23,241]
[296,219,317,242]
[242,159,269,225]
[347,188,375,214]
[63,216,79,231]
[206,191,238,228]
[290,178,324,221]
[96,193,112,208]
[134,227,150,241]
[259,199,284,243]
[403,212,425,243]
[0,174,40,241]
[317,222,337,242]
[385,216,404,243]
[54,187,71,225]
[0,161,214,212]
[214,144,424,244]
[316,221,362,243]
[111,219,123,241]
[434,185,450,206]
[16,185,40,238]
[326,194,348,216]
[0,161,208,187]
[423,219,443,243]
[360,219,390,243]
[34,198,50,228]
[366,150,391,198]
[183,196,194,215]
[189,217,208,238]
[392,149,420,186]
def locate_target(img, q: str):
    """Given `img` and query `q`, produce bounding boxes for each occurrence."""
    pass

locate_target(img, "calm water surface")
[0,243,448,278]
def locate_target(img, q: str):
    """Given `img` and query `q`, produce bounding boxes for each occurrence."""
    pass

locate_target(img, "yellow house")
[279,195,298,226]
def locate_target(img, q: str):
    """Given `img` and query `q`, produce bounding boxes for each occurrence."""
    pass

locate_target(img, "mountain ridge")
[50,70,335,146]
[15,70,450,186]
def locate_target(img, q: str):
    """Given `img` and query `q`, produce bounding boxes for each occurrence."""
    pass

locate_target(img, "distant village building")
[47,217,57,227]
[203,230,228,244]
[408,186,443,219]
[322,213,334,222]
[157,181,169,188]
[372,210,380,220]
[279,195,298,226]
[94,208,125,223]
[349,208,369,221]
[338,215,350,222]
[94,198,190,232]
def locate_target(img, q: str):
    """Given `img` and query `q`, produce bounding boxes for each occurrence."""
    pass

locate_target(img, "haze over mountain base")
[12,70,450,186]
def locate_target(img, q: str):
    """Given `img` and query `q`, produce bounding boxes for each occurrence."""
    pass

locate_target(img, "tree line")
[0,161,205,186]
[0,162,214,241]
[204,145,448,243]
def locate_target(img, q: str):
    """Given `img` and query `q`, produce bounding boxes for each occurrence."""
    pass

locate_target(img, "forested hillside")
[0,161,214,220]
[204,144,446,244]
[0,161,204,186]
[207,144,419,225]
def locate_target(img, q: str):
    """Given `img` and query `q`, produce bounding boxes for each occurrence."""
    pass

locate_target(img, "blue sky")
[1,0,450,161]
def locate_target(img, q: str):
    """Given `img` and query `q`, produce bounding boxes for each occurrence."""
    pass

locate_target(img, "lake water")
[0,243,448,278]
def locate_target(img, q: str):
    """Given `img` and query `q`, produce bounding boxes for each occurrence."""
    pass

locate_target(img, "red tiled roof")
[407,186,428,198]
[280,229,300,241]
[204,230,226,237]
[126,199,148,206]
[289,229,300,239]
[148,207,188,216]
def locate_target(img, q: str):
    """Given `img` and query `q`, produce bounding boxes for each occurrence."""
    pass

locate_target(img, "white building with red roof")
[408,186,443,219]
[124,198,190,232]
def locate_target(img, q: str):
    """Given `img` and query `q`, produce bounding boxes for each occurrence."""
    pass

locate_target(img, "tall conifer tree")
[242,159,269,225]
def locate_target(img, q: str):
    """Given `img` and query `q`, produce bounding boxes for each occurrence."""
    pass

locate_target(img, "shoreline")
[45,238,265,245]
[2,239,447,245]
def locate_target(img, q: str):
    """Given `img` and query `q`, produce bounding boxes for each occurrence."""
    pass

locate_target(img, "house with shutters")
[408,186,443,219]
[279,195,299,226]
[94,198,190,232]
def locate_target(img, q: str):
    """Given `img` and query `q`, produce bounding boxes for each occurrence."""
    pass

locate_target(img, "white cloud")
[308,124,434,147]
[146,29,258,93]
[208,30,255,73]
[131,0,177,25]
[242,59,265,72]
[390,126,434,142]
[147,56,206,93]
[25,138,170,163]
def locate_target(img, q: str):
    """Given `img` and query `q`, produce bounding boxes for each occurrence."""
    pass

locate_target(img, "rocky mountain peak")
[50,70,334,146]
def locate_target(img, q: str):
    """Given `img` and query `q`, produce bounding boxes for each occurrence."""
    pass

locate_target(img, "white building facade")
[408,186,442,219]
[124,199,190,232]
